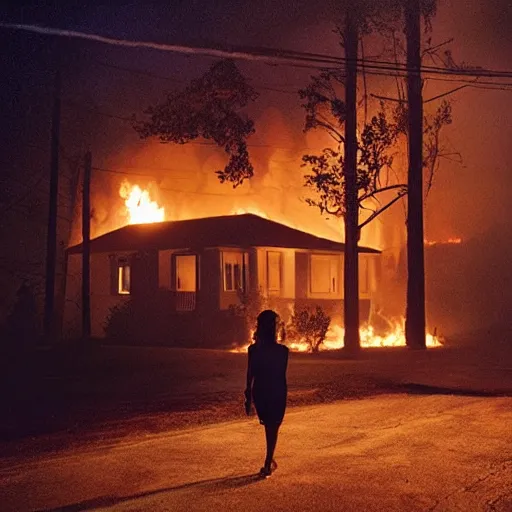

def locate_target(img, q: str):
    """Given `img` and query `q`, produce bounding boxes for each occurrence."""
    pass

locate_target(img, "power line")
[93,165,250,195]
[3,22,512,80]
[89,55,512,94]
[93,166,156,178]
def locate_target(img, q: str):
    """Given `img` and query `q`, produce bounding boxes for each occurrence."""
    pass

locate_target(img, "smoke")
[3,1,511,338]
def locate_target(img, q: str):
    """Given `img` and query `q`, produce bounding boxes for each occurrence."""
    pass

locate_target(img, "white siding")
[158,249,174,289]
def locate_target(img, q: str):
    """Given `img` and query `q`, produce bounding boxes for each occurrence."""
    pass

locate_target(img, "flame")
[424,237,462,247]
[231,318,443,353]
[119,180,165,225]
[321,321,442,350]
[231,207,269,218]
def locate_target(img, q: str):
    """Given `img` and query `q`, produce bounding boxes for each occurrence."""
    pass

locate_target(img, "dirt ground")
[1,394,511,512]
[1,337,511,461]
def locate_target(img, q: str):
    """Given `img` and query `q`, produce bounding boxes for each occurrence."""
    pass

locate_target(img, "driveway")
[1,394,511,511]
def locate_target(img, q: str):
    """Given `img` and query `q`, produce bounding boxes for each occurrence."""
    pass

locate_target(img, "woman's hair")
[255,309,279,345]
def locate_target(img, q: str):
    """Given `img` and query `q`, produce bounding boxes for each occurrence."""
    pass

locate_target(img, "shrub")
[104,291,245,348]
[287,306,330,352]
[103,292,176,344]
[229,287,267,343]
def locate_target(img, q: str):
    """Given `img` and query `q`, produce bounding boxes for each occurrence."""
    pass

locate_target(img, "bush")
[103,292,182,345]
[104,291,246,348]
[228,287,267,343]
[287,306,330,352]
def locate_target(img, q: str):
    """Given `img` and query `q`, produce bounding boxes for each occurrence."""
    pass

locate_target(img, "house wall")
[200,248,221,312]
[63,252,133,339]
[131,250,159,296]
[158,249,174,289]
[63,244,380,345]
[89,252,132,338]
[288,250,377,325]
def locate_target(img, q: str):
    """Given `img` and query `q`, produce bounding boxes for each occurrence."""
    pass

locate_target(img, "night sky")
[1,0,511,334]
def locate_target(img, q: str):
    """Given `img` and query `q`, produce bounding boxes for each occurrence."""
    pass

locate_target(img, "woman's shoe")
[259,466,272,478]
[259,459,277,478]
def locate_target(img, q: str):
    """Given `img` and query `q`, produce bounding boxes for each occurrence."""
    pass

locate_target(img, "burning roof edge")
[67,214,381,255]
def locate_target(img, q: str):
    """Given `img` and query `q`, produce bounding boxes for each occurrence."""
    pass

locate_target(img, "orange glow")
[424,237,462,246]
[119,180,165,225]
[231,207,269,218]
[231,318,443,353]
[321,321,442,350]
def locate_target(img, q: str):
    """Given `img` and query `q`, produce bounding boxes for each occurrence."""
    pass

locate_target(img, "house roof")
[67,214,380,254]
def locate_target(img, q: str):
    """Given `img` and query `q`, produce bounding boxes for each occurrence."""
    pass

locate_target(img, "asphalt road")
[1,394,511,512]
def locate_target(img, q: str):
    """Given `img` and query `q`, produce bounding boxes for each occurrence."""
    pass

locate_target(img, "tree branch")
[359,183,407,202]
[358,191,407,230]
[421,38,454,58]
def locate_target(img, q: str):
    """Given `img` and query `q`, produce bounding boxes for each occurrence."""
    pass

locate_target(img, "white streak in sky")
[0,22,326,66]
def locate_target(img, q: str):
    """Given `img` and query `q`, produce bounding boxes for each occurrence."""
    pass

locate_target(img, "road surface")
[1,394,511,511]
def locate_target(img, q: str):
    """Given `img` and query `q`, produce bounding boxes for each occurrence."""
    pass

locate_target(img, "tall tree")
[404,0,425,349]
[301,1,406,352]
[134,59,258,188]
[301,82,406,354]
[343,10,361,353]
[364,0,453,348]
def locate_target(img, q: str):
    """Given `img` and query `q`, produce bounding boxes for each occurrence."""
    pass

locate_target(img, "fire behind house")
[64,180,446,349]
[65,213,382,347]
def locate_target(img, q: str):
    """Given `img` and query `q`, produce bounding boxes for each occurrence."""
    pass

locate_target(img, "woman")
[244,310,289,477]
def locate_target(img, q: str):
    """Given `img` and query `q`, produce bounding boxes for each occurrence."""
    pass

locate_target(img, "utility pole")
[343,9,360,354]
[82,151,92,340]
[43,64,61,342]
[404,0,426,349]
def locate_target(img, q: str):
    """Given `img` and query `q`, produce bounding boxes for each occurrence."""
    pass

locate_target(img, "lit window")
[222,252,246,292]
[118,263,131,295]
[310,254,340,295]
[267,251,282,294]
[176,254,197,292]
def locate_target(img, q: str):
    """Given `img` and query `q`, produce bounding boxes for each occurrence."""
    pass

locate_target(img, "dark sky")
[1,0,510,239]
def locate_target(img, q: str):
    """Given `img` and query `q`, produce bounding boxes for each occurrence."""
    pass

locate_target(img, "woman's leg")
[264,424,280,469]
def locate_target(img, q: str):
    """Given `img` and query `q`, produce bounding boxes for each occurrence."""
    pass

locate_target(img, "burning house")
[64,213,380,347]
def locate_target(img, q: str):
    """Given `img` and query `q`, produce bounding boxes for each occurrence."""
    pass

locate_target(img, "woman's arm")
[244,348,253,414]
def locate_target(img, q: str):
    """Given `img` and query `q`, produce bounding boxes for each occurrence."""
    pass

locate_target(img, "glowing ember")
[424,237,462,246]
[119,180,165,225]
[231,318,443,353]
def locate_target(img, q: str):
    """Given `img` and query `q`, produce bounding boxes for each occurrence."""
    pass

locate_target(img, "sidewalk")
[1,394,511,511]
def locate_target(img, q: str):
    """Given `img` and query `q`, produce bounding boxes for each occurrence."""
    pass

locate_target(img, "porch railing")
[175,291,196,311]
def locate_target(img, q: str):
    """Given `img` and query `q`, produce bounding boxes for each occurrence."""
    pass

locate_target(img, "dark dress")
[248,342,289,426]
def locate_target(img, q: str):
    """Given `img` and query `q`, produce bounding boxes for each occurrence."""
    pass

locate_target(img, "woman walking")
[244,310,289,477]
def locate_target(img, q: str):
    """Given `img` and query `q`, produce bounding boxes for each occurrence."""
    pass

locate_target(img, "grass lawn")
[1,338,511,458]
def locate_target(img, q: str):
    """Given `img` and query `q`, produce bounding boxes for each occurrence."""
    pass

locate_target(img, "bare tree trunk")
[82,151,92,341]
[343,11,360,354]
[43,64,61,343]
[404,0,426,349]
